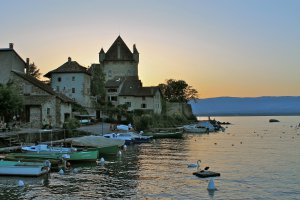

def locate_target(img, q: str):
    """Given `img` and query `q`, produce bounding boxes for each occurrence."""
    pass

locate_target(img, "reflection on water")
[0,116,299,199]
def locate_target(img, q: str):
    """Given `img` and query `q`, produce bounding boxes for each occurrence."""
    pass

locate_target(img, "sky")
[1,0,299,98]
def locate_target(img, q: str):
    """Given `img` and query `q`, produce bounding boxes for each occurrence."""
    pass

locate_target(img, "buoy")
[18,180,25,187]
[96,157,105,165]
[58,169,64,175]
[117,150,122,156]
[207,178,216,191]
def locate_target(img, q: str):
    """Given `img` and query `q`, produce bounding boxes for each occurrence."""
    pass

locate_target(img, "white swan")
[187,160,201,168]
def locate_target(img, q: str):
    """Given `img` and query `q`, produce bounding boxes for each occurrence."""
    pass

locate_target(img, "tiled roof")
[44,58,90,78]
[105,76,125,88]
[0,48,27,66]
[104,36,135,61]
[12,71,73,103]
[119,78,160,97]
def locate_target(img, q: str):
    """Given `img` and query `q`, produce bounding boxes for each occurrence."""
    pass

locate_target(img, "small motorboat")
[0,160,51,176]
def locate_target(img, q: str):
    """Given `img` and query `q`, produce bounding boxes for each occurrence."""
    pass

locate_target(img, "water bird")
[18,180,25,187]
[214,142,217,145]
[96,157,105,165]
[187,160,201,168]
[204,166,210,171]
[207,178,216,191]
[240,141,243,144]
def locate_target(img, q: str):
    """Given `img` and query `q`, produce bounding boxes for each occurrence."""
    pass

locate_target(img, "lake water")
[0,116,299,200]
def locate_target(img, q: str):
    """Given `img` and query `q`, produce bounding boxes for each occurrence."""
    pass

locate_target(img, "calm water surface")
[0,116,299,200]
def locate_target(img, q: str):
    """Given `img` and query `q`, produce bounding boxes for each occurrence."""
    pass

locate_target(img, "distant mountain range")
[188,96,300,116]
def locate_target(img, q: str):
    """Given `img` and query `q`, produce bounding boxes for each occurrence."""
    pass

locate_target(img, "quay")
[0,123,111,152]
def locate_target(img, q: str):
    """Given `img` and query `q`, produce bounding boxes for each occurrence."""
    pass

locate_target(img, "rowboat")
[70,135,125,155]
[6,149,98,161]
[0,160,50,176]
[142,128,184,139]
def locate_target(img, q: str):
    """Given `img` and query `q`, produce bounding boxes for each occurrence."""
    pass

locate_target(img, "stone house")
[92,36,162,114]
[45,57,93,114]
[0,43,73,128]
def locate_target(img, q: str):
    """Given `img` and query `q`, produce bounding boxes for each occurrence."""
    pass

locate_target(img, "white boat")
[21,144,77,153]
[183,124,209,133]
[0,160,50,176]
[103,133,133,145]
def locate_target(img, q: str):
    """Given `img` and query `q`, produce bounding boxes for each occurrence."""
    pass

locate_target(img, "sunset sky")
[1,0,299,98]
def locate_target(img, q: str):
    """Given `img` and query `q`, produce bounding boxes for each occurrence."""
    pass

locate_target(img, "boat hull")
[0,160,49,176]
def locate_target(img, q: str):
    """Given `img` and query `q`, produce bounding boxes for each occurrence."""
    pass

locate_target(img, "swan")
[187,160,201,168]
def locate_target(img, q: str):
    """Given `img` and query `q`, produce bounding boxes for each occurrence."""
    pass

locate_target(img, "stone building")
[45,57,93,114]
[92,36,162,114]
[0,43,72,128]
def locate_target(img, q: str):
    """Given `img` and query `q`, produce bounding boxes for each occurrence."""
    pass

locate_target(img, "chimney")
[26,58,30,75]
[9,43,14,49]
[68,57,72,63]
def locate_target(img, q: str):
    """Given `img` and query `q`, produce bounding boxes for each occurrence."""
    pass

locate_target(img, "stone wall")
[166,102,194,118]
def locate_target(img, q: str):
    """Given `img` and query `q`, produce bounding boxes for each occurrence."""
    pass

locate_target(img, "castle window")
[72,88,75,93]
[141,103,147,108]
[47,108,50,115]
[111,96,117,101]
[72,76,75,81]
[58,77,61,82]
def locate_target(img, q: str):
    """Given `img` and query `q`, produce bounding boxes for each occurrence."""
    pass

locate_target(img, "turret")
[99,48,105,63]
[133,44,139,63]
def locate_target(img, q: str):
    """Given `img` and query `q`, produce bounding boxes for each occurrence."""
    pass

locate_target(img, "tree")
[28,62,42,79]
[0,84,23,121]
[90,64,106,106]
[159,79,198,103]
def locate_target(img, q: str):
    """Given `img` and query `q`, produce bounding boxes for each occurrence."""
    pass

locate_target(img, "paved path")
[76,122,111,135]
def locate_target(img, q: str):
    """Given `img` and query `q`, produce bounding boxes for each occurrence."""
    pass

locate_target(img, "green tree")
[28,62,42,79]
[159,79,198,103]
[90,64,106,106]
[0,84,23,121]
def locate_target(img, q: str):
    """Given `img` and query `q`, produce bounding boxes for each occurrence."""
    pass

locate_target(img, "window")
[72,88,75,93]
[58,77,61,82]
[72,76,75,81]
[142,96,146,101]
[108,88,117,93]
[125,102,131,107]
[111,96,117,101]
[47,108,50,115]
[141,103,147,108]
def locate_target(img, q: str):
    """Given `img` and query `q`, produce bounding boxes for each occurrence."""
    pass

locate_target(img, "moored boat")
[6,149,98,162]
[0,160,50,176]
[142,128,184,139]
[70,135,125,155]
[183,124,209,133]
[103,133,133,145]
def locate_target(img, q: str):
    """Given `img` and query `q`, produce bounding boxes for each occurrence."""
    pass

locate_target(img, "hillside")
[189,96,300,116]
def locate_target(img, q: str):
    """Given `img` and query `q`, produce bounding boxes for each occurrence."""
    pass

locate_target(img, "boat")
[183,124,209,133]
[70,135,125,155]
[269,119,280,123]
[6,149,98,162]
[0,160,50,176]
[22,144,77,153]
[119,132,152,143]
[142,128,184,139]
[103,133,133,145]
